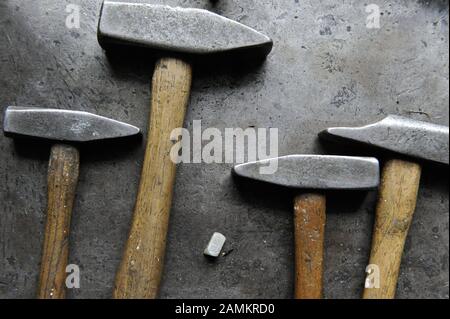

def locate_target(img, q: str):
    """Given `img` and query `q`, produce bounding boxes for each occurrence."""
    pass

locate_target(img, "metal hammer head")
[3,106,140,142]
[97,1,273,60]
[233,155,380,190]
[320,115,449,165]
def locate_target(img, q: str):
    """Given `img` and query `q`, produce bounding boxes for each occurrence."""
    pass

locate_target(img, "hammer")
[233,155,380,298]
[97,1,273,298]
[320,115,449,298]
[3,106,140,299]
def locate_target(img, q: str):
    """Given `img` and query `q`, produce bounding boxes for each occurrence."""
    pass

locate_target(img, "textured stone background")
[0,0,448,299]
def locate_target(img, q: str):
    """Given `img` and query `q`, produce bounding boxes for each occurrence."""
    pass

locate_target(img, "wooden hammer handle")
[114,58,192,299]
[38,144,80,299]
[293,193,326,299]
[363,159,421,299]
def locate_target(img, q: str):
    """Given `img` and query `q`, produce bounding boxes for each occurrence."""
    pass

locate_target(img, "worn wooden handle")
[114,58,192,299]
[363,159,422,299]
[293,193,326,299]
[38,144,80,299]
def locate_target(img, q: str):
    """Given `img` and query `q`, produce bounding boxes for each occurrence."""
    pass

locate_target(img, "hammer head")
[233,155,380,190]
[97,1,273,60]
[320,115,449,165]
[3,106,140,142]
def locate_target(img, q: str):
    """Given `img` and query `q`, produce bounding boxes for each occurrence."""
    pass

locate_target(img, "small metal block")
[204,232,226,258]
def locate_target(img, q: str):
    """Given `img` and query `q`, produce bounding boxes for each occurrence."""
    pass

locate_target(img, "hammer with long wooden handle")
[321,115,449,298]
[97,1,273,299]
[234,155,380,298]
[3,106,140,299]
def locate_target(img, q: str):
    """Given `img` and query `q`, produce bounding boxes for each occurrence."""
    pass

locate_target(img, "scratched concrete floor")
[0,0,448,299]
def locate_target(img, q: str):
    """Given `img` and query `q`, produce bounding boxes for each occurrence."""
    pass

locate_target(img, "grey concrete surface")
[0,0,448,299]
